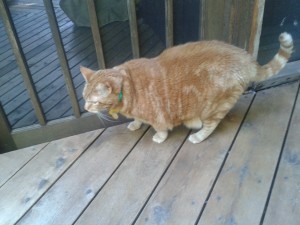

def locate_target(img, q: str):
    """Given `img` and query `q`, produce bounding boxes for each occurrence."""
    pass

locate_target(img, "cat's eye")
[87,101,99,106]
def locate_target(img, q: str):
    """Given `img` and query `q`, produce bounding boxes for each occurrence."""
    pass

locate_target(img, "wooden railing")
[2,0,288,152]
[0,0,176,152]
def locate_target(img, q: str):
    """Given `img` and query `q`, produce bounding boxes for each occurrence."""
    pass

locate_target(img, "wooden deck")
[0,2,164,129]
[2,1,300,132]
[1,81,300,225]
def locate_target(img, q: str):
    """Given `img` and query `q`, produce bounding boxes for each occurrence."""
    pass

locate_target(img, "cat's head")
[80,66,123,113]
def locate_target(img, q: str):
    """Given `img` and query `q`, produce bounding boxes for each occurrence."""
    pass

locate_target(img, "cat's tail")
[256,32,293,82]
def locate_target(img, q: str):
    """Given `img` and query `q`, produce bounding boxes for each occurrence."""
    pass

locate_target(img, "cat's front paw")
[127,120,142,131]
[188,133,205,144]
[152,131,168,143]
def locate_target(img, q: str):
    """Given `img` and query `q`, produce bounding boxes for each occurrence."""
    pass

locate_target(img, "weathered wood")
[127,0,140,58]
[201,0,225,41]
[197,82,299,225]
[0,102,16,152]
[201,0,260,51]
[0,11,47,48]
[43,0,81,118]
[87,0,106,69]
[0,143,47,186]
[0,82,299,224]
[0,0,46,125]
[3,21,126,126]
[11,113,114,149]
[74,127,190,225]
[0,17,71,106]
[17,123,148,225]
[13,22,161,129]
[1,7,164,132]
[0,129,102,225]
[10,22,131,127]
[263,84,300,225]
[0,10,64,61]
[0,12,71,85]
[165,0,174,47]
[134,94,254,225]
[248,0,265,58]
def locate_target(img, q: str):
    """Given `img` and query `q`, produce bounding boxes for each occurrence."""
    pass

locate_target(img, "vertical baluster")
[0,102,16,152]
[127,0,140,58]
[0,0,46,126]
[43,0,81,118]
[87,0,106,69]
[165,0,174,47]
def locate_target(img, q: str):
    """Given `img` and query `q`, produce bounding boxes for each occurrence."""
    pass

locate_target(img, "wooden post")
[165,0,174,48]
[248,0,266,58]
[201,0,265,57]
[0,0,46,126]
[127,0,140,58]
[87,0,106,69]
[43,0,81,118]
[0,103,17,152]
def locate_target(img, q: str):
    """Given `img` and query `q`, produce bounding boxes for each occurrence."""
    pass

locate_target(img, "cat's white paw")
[152,131,168,143]
[188,133,205,144]
[127,121,142,131]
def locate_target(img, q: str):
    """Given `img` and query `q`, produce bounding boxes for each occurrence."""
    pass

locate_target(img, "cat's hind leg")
[188,119,220,144]
[127,119,142,131]
[189,88,242,144]
[152,131,168,143]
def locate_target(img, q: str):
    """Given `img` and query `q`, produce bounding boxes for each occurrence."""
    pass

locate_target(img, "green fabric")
[59,0,130,27]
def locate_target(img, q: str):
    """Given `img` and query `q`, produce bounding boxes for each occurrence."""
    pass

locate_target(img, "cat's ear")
[80,66,95,83]
[96,83,112,97]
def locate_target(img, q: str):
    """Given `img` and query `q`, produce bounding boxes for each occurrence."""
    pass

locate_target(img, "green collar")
[118,87,123,102]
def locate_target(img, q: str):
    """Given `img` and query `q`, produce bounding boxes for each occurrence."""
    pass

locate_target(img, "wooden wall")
[201,0,265,58]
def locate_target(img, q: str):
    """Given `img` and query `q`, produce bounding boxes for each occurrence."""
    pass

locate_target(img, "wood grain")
[263,84,300,225]
[201,0,258,51]
[74,127,190,225]
[0,129,102,225]
[0,143,47,186]
[134,94,254,225]
[17,123,147,225]
[198,82,299,225]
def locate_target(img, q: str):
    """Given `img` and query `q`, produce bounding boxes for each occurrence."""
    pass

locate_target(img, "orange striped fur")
[81,33,293,144]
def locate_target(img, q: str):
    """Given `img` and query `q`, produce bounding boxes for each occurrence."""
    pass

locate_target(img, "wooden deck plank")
[263,84,300,225]
[0,82,299,225]
[16,124,148,225]
[0,17,75,94]
[74,127,190,225]
[0,10,64,66]
[0,11,58,54]
[134,94,254,225]
[0,11,68,82]
[0,11,45,46]
[197,82,299,225]
[1,35,95,125]
[1,26,94,95]
[0,129,102,225]
[0,143,47,187]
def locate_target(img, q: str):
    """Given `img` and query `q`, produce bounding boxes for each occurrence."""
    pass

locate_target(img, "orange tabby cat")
[81,32,293,144]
